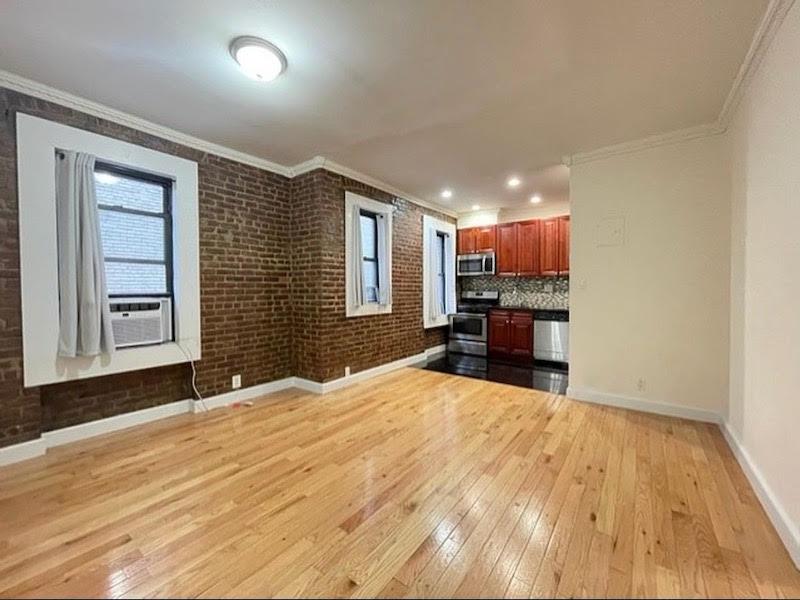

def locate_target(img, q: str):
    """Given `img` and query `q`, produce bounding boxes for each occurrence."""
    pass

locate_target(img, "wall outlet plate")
[344,366,351,377]
[232,374,242,389]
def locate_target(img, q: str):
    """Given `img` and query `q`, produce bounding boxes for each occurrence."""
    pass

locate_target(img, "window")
[436,231,447,315]
[94,163,173,297]
[423,215,456,328]
[345,191,393,317]
[360,210,379,303]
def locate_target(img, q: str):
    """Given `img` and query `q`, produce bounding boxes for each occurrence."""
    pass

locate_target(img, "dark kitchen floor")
[417,352,569,394]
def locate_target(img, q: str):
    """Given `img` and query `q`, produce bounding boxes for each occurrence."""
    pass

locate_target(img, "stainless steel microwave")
[456,252,495,277]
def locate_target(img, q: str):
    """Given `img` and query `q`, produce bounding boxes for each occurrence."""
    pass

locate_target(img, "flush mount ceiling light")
[507,176,521,188]
[230,36,287,82]
[472,204,481,211]
[530,194,542,204]
[440,189,453,199]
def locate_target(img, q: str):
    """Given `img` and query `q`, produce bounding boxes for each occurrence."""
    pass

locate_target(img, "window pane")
[438,274,446,314]
[105,262,167,295]
[360,214,377,259]
[363,259,379,303]
[95,171,165,213]
[99,209,166,261]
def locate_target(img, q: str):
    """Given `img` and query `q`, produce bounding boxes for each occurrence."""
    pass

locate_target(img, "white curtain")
[56,150,115,357]
[376,213,391,305]
[348,202,364,310]
[428,227,444,323]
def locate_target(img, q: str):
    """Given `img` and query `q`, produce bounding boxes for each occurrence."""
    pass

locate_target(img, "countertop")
[492,306,569,313]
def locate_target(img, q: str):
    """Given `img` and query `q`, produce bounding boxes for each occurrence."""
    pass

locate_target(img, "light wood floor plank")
[0,368,796,599]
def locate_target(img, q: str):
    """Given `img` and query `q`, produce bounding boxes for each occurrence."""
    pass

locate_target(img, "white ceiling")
[0,0,767,213]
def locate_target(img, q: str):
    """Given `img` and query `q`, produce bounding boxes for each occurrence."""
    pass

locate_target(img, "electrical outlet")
[636,378,646,392]
[344,366,351,377]
[232,374,242,389]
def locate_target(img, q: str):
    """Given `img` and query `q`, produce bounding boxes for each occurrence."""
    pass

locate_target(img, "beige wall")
[726,2,800,551]
[498,200,570,223]
[569,135,730,417]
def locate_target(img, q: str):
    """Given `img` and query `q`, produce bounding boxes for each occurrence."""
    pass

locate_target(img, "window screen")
[94,163,173,297]
[360,210,379,303]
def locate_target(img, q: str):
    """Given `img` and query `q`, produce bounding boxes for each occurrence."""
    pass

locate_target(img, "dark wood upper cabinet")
[457,226,496,254]
[457,228,477,254]
[516,220,540,277]
[476,226,496,252]
[539,218,560,276]
[496,223,518,276]
[558,216,570,275]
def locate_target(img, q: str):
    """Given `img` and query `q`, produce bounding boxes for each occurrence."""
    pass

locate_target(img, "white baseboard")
[721,422,800,568]
[565,385,799,568]
[565,386,721,424]
[42,399,194,448]
[298,349,432,394]
[425,344,446,357]
[0,346,437,467]
[0,437,47,466]
[191,377,296,412]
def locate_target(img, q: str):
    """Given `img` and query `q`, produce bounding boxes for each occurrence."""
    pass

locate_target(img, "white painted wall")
[726,1,800,554]
[568,135,730,417]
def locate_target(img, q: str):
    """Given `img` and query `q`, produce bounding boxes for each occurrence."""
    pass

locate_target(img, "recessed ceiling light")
[472,204,481,211]
[230,36,287,82]
[440,189,453,199]
[530,194,542,204]
[507,176,521,188]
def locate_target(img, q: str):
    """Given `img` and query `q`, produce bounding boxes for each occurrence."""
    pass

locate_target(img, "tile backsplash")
[460,276,569,310]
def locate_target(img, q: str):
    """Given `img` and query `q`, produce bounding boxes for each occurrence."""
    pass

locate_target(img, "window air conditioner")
[109,297,173,348]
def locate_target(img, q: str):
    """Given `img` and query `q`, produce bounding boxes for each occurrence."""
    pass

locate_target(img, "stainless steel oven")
[456,252,495,277]
[448,313,488,356]
[447,291,498,357]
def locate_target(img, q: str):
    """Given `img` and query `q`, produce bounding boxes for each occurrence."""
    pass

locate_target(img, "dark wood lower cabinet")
[488,309,534,362]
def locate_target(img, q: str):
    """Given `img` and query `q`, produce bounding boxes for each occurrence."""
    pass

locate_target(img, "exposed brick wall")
[0,85,450,448]
[41,364,191,430]
[291,169,450,382]
[0,87,292,442]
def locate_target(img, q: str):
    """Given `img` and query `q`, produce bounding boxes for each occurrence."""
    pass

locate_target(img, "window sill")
[346,303,393,318]
[25,340,200,387]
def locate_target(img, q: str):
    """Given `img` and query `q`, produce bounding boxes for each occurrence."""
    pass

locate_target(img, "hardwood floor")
[0,368,797,598]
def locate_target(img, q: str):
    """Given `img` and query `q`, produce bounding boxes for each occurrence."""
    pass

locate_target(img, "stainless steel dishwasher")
[533,310,569,364]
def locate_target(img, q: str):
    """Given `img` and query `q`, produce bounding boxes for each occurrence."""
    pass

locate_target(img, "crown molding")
[0,69,458,217]
[566,0,795,166]
[0,69,294,177]
[290,156,458,217]
[2,0,794,205]
[567,122,724,166]
[717,0,796,130]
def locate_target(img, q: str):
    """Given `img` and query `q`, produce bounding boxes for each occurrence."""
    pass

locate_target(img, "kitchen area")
[423,216,570,394]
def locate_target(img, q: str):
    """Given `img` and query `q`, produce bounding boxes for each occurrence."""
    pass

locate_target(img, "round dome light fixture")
[230,36,287,82]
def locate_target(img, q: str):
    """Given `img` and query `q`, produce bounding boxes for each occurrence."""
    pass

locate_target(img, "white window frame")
[345,191,393,317]
[16,113,200,387]
[423,215,456,329]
